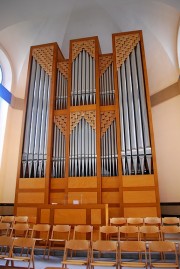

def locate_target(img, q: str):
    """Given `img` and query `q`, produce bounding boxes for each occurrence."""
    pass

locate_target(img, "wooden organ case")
[15,31,161,225]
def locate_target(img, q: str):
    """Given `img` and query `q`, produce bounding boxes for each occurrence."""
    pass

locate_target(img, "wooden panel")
[17,193,44,203]
[108,207,121,219]
[19,178,45,189]
[124,207,158,217]
[16,207,37,217]
[68,177,97,188]
[40,209,50,223]
[91,209,101,225]
[122,175,155,187]
[68,192,97,204]
[54,209,86,224]
[123,191,156,203]
[102,192,120,204]
[51,178,66,189]
[50,193,66,204]
[102,177,120,188]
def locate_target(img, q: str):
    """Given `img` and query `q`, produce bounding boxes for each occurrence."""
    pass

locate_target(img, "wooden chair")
[90,240,118,269]
[149,241,179,268]
[14,216,29,223]
[4,237,36,269]
[99,225,119,241]
[127,217,144,226]
[0,223,11,236]
[0,235,14,264]
[1,216,15,227]
[119,241,148,268]
[10,223,29,238]
[119,225,139,241]
[162,217,180,226]
[73,225,93,241]
[110,217,127,226]
[161,225,180,253]
[48,225,71,258]
[144,217,161,227]
[61,239,90,269]
[139,225,162,245]
[31,224,50,258]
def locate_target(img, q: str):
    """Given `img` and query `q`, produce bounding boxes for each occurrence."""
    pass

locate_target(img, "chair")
[61,239,90,269]
[10,223,29,238]
[149,241,179,268]
[73,225,93,241]
[119,225,139,241]
[48,225,71,258]
[99,225,119,241]
[90,240,118,269]
[0,236,14,263]
[119,241,148,268]
[1,216,15,227]
[162,217,180,226]
[139,225,162,244]
[14,216,29,223]
[144,217,161,227]
[110,217,127,226]
[0,223,11,236]
[31,224,50,257]
[4,237,36,269]
[127,217,144,226]
[161,225,180,253]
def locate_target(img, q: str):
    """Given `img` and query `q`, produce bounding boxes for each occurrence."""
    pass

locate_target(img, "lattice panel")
[70,111,96,133]
[115,33,140,68]
[57,62,69,79]
[101,111,116,137]
[32,46,54,76]
[72,40,95,60]
[99,55,113,76]
[54,115,67,136]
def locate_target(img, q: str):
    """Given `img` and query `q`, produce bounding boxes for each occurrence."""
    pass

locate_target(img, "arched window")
[0,48,12,166]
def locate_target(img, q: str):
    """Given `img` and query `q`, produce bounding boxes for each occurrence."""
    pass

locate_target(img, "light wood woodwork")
[40,209,50,223]
[124,207,158,217]
[68,177,97,188]
[123,190,156,203]
[54,209,86,224]
[122,175,155,187]
[68,192,97,204]
[102,192,120,204]
[108,207,121,219]
[17,192,45,203]
[19,178,45,189]
[51,178,67,189]
[16,207,37,217]
[102,177,120,188]
[91,209,101,225]
[50,193,66,204]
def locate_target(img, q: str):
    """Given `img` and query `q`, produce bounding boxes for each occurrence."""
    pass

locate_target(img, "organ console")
[14,30,161,225]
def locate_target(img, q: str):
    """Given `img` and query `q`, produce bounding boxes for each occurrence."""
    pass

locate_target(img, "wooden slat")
[19,178,45,189]
[124,207,158,217]
[68,192,97,204]
[102,177,120,188]
[68,177,97,188]
[122,175,155,187]
[102,192,120,204]
[54,209,86,224]
[17,193,44,203]
[123,190,156,203]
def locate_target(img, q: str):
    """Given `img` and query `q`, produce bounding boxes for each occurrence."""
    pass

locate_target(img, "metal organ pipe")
[117,42,152,175]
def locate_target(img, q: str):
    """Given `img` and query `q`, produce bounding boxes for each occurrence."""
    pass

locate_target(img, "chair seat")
[49,239,65,242]
[91,261,117,266]
[5,256,31,262]
[120,261,147,268]
[62,259,87,265]
[151,262,178,268]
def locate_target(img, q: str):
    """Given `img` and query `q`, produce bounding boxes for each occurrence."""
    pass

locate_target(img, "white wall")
[152,94,180,202]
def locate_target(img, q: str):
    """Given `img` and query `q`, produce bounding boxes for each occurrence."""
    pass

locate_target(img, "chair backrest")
[144,217,161,226]
[99,225,119,240]
[110,217,127,226]
[73,225,93,240]
[65,239,90,251]
[12,237,36,248]
[1,216,15,226]
[119,225,139,240]
[14,216,28,223]
[0,223,10,236]
[10,223,29,237]
[120,240,146,252]
[139,225,161,241]
[127,217,144,226]
[162,217,180,226]
[161,225,180,240]
[31,224,50,240]
[92,240,118,252]
[51,225,71,240]
[0,235,13,249]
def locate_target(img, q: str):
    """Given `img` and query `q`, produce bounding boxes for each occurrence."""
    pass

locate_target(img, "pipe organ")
[15,31,160,223]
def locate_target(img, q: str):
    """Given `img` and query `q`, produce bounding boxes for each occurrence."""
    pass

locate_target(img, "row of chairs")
[61,239,179,269]
[110,217,180,226]
[1,236,179,269]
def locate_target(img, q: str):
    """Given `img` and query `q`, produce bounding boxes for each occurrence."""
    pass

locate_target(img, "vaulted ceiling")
[0,0,179,97]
